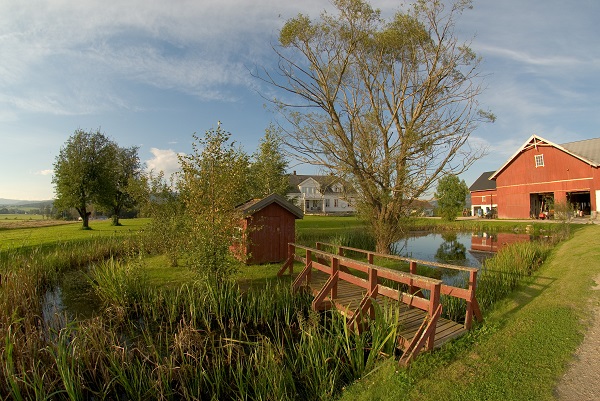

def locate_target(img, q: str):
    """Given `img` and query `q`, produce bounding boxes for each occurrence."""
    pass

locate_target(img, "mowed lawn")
[0,218,149,251]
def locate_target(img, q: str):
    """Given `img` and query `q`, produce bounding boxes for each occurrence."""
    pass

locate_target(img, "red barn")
[234,194,303,264]
[470,135,600,219]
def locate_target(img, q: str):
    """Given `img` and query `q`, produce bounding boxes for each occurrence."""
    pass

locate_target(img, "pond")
[42,269,101,329]
[393,231,536,268]
[392,231,537,286]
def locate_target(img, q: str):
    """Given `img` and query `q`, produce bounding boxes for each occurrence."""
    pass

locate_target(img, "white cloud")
[36,169,53,176]
[477,45,583,68]
[145,148,183,177]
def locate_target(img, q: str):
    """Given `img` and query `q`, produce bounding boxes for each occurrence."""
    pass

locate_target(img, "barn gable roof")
[236,193,303,219]
[469,171,497,192]
[489,135,600,180]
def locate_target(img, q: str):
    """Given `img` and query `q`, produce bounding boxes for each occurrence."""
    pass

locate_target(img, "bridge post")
[307,249,313,282]
[331,256,339,299]
[427,281,441,350]
[368,267,378,319]
[409,261,417,295]
[465,269,481,329]
[367,252,374,264]
[277,243,296,277]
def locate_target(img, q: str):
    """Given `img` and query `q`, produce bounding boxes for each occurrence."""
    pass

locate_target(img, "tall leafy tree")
[434,174,469,221]
[178,125,250,280]
[108,145,141,226]
[52,129,117,229]
[250,124,289,198]
[259,0,493,252]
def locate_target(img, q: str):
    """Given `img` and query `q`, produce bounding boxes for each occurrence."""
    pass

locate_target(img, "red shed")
[234,194,303,264]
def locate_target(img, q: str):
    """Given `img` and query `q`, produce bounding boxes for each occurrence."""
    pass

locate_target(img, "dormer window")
[534,154,544,168]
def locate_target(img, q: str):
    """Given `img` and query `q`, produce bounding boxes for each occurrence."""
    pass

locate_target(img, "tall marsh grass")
[1,238,404,400]
[476,240,553,311]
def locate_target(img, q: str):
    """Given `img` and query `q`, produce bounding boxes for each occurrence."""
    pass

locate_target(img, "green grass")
[141,254,200,287]
[0,214,45,220]
[0,218,149,251]
[338,224,600,401]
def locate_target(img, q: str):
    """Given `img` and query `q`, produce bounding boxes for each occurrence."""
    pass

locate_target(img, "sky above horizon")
[1,0,599,200]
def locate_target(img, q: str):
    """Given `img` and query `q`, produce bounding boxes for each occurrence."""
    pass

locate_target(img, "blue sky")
[1,0,599,200]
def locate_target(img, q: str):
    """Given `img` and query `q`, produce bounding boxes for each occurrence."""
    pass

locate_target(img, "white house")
[287,173,357,214]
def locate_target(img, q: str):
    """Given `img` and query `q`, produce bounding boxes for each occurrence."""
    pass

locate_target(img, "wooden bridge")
[277,242,482,365]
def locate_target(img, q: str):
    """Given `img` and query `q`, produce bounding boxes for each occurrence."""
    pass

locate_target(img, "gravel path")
[555,274,600,401]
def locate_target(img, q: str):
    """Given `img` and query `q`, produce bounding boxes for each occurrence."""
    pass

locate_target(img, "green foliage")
[434,174,469,221]
[108,145,141,226]
[53,129,117,229]
[178,126,250,281]
[136,172,185,267]
[52,129,141,228]
[249,124,290,198]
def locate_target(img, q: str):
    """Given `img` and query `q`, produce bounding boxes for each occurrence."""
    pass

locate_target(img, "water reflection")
[393,231,535,269]
[42,269,101,328]
[434,232,467,264]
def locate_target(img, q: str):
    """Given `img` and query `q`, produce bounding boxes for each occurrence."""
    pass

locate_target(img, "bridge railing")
[313,242,483,330]
[278,242,443,350]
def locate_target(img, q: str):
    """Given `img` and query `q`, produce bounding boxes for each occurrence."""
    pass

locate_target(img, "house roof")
[489,135,600,180]
[288,173,355,194]
[469,171,497,192]
[407,199,434,210]
[236,193,303,219]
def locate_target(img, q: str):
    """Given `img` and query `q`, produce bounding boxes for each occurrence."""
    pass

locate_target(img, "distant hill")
[0,199,54,208]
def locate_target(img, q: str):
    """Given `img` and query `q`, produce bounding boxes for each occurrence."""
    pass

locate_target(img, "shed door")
[264,216,281,262]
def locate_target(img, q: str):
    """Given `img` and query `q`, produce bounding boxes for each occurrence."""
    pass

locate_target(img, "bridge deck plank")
[306,270,466,350]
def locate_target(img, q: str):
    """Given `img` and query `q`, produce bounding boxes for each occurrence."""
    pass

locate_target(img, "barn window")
[535,154,544,167]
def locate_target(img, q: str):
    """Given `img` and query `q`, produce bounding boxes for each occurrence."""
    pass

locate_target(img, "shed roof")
[236,193,303,219]
[469,171,497,192]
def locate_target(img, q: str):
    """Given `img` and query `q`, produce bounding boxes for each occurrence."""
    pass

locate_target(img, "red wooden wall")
[242,203,296,264]
[495,145,599,219]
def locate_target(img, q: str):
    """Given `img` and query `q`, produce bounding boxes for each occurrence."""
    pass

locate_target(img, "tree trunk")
[112,206,121,226]
[82,211,91,229]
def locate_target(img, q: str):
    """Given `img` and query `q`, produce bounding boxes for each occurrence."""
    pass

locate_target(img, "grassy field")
[0,218,149,251]
[339,224,600,401]
[0,213,45,220]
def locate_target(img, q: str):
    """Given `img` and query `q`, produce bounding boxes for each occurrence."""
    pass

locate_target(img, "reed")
[476,241,553,311]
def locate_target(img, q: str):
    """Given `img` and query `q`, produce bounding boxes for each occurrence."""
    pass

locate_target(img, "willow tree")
[260,0,493,252]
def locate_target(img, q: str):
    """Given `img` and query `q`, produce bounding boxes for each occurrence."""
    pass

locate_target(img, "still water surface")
[393,231,535,268]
